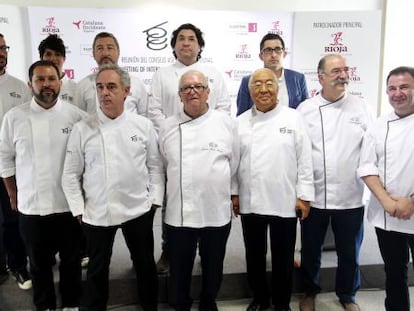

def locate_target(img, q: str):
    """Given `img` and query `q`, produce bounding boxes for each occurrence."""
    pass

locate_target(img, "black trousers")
[82,209,158,311]
[19,212,82,311]
[241,214,297,310]
[0,205,6,272]
[0,181,27,272]
[376,227,414,311]
[166,222,231,311]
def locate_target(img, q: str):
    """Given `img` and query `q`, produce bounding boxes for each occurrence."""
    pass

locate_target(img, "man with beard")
[38,34,77,105]
[0,33,32,290]
[0,60,86,311]
[297,54,373,311]
[74,32,147,115]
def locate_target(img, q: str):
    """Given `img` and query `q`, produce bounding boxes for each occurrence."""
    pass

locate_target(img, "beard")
[0,55,7,72]
[33,88,59,106]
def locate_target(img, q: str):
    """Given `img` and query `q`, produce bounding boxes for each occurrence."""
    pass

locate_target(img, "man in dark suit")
[236,33,308,115]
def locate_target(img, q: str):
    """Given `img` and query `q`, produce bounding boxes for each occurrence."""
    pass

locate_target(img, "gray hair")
[248,68,278,93]
[178,70,209,91]
[96,64,130,88]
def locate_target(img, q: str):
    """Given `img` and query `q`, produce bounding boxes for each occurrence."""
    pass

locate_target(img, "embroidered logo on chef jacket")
[131,135,144,142]
[9,91,22,99]
[201,141,224,153]
[61,127,72,134]
[279,127,293,134]
[349,116,362,125]
[60,93,74,103]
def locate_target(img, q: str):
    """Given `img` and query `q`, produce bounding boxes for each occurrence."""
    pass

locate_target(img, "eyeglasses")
[261,47,284,55]
[0,46,10,53]
[179,84,208,94]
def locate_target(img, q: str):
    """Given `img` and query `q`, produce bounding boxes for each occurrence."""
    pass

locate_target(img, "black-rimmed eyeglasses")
[261,47,284,55]
[0,46,10,53]
[179,85,208,94]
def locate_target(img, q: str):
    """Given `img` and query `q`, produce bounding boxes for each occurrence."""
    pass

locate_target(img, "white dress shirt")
[297,92,373,210]
[158,109,238,228]
[62,108,164,227]
[358,112,414,234]
[0,98,86,216]
[237,105,314,217]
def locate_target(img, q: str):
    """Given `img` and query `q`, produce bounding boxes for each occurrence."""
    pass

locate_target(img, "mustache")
[331,78,349,86]
[41,88,55,93]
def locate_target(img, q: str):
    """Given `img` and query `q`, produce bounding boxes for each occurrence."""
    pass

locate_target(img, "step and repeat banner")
[1,5,381,114]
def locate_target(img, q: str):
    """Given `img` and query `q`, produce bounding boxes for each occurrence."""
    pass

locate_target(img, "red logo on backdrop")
[64,69,75,80]
[235,44,252,60]
[330,32,344,46]
[225,70,233,78]
[324,32,348,53]
[269,20,284,36]
[348,66,361,82]
[73,20,82,30]
[42,17,61,34]
[248,23,257,32]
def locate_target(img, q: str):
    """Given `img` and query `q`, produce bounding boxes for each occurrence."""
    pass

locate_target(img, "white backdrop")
[1,5,381,115]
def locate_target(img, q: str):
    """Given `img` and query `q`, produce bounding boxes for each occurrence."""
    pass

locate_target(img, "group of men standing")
[0,22,414,311]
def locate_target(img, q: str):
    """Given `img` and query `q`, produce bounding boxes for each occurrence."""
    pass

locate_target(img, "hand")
[151,204,161,210]
[296,199,310,220]
[391,196,414,220]
[382,197,397,217]
[9,194,18,211]
[76,215,83,224]
[231,195,240,217]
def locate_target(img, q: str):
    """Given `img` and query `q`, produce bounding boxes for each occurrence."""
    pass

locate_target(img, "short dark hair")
[386,66,414,84]
[28,60,60,81]
[170,23,205,60]
[38,34,66,58]
[93,32,120,51]
[259,33,285,52]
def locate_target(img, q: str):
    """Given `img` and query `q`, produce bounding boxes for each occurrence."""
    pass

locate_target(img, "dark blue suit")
[236,68,308,115]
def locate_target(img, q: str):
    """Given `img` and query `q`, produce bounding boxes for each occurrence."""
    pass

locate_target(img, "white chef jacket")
[358,112,414,234]
[0,98,87,216]
[158,108,238,228]
[237,105,315,217]
[0,73,31,126]
[74,73,148,116]
[297,92,373,210]
[148,61,231,130]
[59,76,77,105]
[62,108,164,227]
